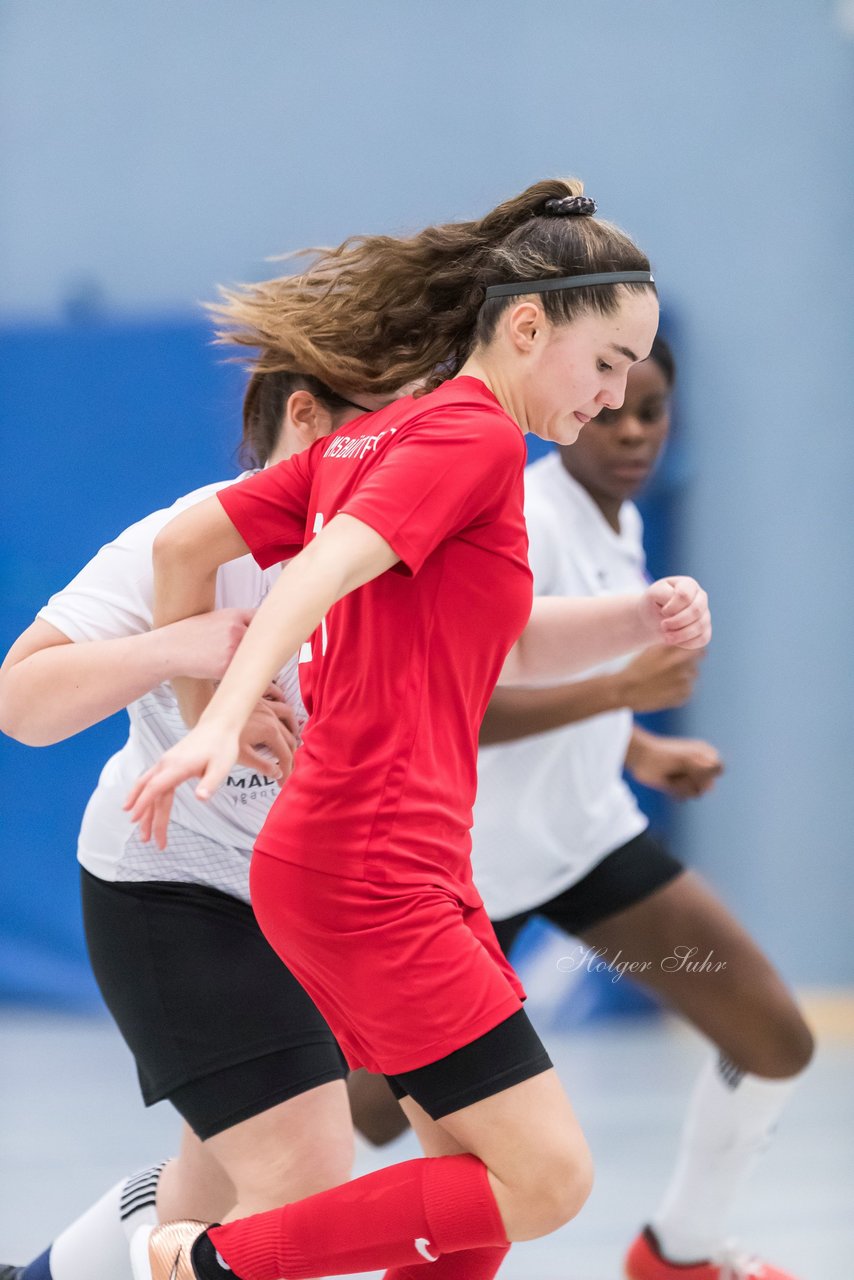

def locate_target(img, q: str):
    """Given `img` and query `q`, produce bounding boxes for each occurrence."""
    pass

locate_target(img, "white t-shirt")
[38,476,303,904]
[471,452,649,921]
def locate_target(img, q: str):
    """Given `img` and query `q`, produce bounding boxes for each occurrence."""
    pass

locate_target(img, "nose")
[596,370,629,411]
[616,412,646,443]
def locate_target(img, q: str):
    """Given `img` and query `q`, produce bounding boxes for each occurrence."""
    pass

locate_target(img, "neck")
[457,354,528,434]
[594,494,623,534]
[559,456,623,533]
[266,436,298,466]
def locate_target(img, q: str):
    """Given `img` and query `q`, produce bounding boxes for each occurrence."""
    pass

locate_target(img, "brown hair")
[239,369,361,468]
[211,178,654,397]
[648,333,675,387]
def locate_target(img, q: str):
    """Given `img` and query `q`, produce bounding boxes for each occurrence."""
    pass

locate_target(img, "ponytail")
[212,178,653,397]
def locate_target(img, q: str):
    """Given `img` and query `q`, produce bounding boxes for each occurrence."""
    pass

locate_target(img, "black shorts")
[385,1008,552,1120]
[492,830,684,956]
[80,869,348,1140]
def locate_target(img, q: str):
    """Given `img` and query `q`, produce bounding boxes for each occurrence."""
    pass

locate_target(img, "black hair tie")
[543,195,597,218]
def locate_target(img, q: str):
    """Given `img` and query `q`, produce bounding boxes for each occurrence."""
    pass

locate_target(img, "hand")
[628,733,723,799]
[165,609,255,680]
[237,684,300,776]
[124,686,300,850]
[638,577,711,650]
[618,645,704,713]
[124,718,243,849]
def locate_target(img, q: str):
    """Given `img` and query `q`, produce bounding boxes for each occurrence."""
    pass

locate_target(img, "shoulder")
[112,477,241,548]
[396,379,525,459]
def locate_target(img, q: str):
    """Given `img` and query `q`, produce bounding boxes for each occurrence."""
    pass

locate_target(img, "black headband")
[484,270,655,300]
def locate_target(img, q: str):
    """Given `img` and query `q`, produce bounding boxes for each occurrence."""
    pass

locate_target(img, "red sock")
[208,1154,508,1279]
[382,1243,511,1279]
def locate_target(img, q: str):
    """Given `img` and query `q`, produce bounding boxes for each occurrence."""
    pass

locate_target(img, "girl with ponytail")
[127,179,711,1280]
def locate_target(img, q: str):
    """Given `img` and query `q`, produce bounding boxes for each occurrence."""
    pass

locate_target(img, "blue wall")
[0,321,246,1007]
[1,1,853,988]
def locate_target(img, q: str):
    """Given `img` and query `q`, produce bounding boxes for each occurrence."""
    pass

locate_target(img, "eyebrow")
[609,343,640,362]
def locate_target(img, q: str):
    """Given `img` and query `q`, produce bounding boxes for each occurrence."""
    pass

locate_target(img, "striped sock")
[652,1054,801,1262]
[21,1164,166,1280]
[119,1166,166,1235]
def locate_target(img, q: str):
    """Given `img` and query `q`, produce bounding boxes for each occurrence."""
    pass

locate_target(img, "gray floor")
[1,1008,852,1279]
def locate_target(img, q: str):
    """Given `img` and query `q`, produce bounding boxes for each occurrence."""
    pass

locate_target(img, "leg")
[346,1070,409,1145]
[346,911,536,1151]
[157,1126,235,1223]
[16,1163,169,1280]
[186,862,592,1278]
[380,1101,510,1280]
[197,1037,592,1279]
[579,869,813,1076]
[575,864,813,1269]
[428,1067,594,1240]
[204,1081,354,1219]
[83,869,352,1217]
[17,1075,353,1280]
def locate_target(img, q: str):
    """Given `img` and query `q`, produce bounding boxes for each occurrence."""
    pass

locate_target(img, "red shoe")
[625,1226,799,1280]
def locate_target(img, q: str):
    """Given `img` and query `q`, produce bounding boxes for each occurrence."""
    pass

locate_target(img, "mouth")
[610,462,651,481]
[573,412,591,425]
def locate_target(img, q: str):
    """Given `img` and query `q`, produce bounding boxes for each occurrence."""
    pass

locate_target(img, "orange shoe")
[625,1226,799,1280]
[130,1221,209,1280]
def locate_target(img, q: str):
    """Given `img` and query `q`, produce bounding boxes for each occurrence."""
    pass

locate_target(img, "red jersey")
[219,376,532,904]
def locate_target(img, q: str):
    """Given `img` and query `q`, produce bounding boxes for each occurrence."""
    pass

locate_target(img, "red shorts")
[249,850,526,1075]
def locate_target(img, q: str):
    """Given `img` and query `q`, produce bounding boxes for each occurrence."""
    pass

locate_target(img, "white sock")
[651,1054,801,1263]
[47,1164,166,1280]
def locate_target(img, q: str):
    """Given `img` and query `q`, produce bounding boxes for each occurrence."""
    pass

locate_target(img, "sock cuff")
[422,1155,508,1252]
[120,1163,167,1226]
[210,1210,308,1280]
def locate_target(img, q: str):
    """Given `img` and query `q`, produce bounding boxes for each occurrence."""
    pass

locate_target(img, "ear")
[505,300,544,354]
[286,390,332,446]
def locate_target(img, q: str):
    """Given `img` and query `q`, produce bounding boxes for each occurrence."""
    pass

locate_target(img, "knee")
[773,1012,815,1077]
[738,1004,816,1079]
[509,1143,595,1239]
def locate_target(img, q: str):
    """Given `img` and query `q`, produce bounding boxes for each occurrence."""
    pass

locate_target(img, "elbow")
[0,706,54,748]
[0,677,62,747]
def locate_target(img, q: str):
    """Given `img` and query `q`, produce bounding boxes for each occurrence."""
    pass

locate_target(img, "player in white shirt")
[473,335,813,1280]
[0,371,385,1280]
[352,336,813,1280]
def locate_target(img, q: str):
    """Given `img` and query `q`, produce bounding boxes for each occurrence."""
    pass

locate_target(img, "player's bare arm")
[499,576,711,686]
[0,612,251,746]
[152,495,256,727]
[126,513,398,846]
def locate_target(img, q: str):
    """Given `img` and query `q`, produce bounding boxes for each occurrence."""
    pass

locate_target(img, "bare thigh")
[157,1080,354,1222]
[205,1078,354,1219]
[579,870,814,1077]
